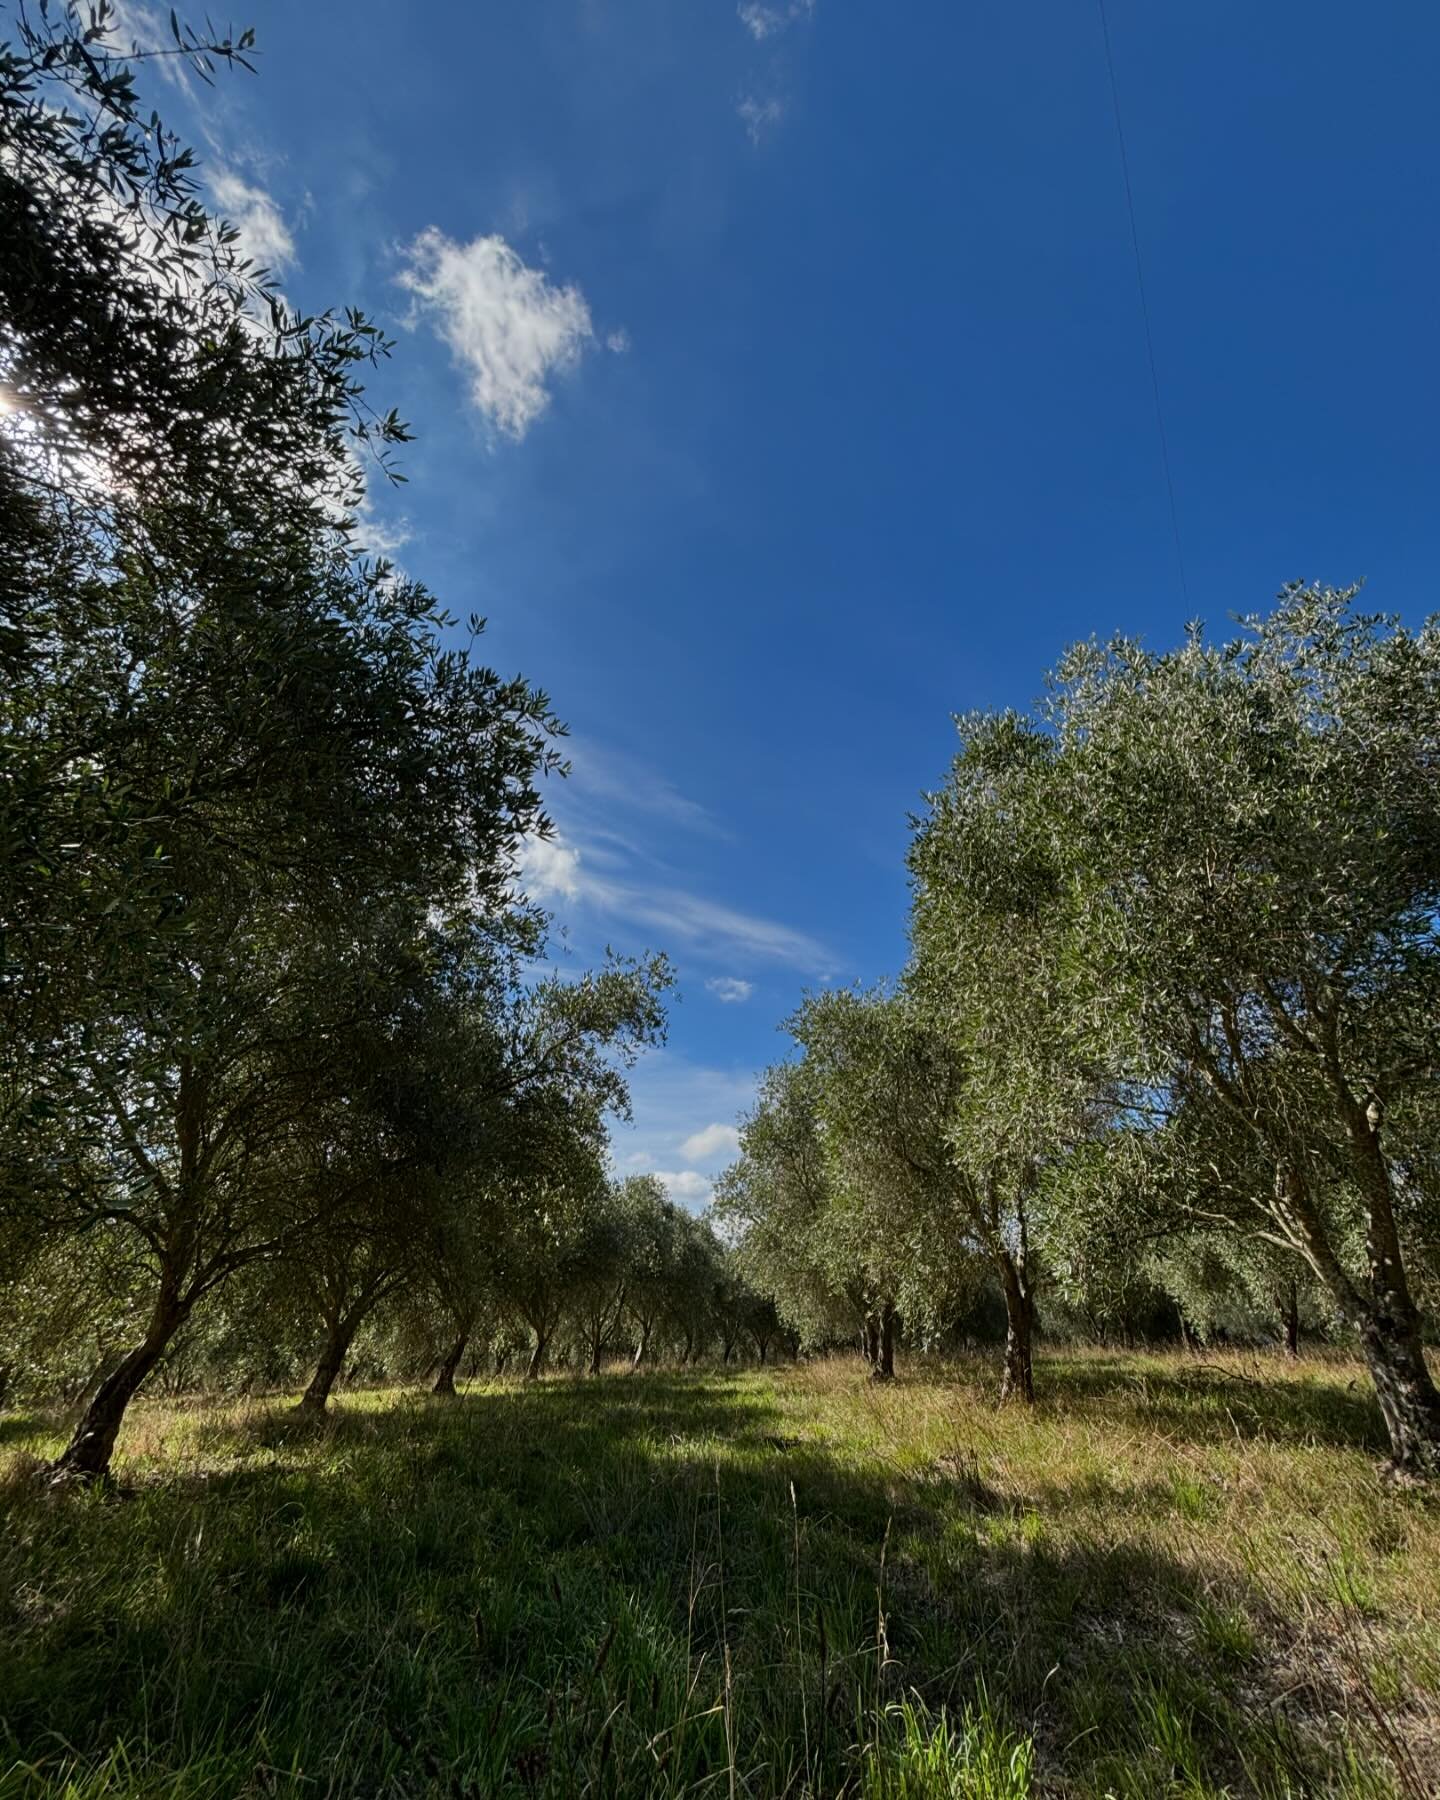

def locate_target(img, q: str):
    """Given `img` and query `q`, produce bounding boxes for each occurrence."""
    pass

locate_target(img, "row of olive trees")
[0,5,688,1479]
[722,589,1440,1476]
[1,1166,785,1418]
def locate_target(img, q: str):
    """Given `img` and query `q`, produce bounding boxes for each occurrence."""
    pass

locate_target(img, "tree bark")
[869,1302,896,1381]
[526,1331,549,1381]
[299,1313,360,1413]
[433,1332,469,1396]
[997,1253,1035,1405]
[863,1313,880,1372]
[50,1285,191,1482]
[1358,1314,1440,1477]
[1277,1153,1440,1475]
[632,1319,652,1370]
[1275,1163,1438,1472]
[1281,1280,1300,1359]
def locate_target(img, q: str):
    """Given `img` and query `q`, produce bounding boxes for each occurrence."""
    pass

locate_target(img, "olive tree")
[939,588,1440,1471]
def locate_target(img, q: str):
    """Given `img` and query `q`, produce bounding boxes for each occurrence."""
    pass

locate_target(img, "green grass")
[2,1350,1438,1796]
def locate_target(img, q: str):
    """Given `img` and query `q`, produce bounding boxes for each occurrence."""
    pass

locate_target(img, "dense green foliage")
[725,590,1440,1476]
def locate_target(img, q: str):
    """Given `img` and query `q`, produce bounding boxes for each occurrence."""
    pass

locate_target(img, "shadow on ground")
[0,1365,1425,1797]
[1026,1352,1390,1454]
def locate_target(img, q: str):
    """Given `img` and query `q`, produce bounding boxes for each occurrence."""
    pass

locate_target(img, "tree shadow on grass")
[0,1370,1418,1799]
[1023,1352,1391,1455]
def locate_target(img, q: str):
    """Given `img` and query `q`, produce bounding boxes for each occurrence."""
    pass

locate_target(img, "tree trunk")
[433,1332,469,1396]
[300,1313,360,1414]
[632,1320,652,1370]
[495,1347,511,1377]
[997,1254,1035,1405]
[526,1332,549,1381]
[863,1313,880,1373]
[1280,1153,1440,1475]
[869,1303,896,1381]
[1356,1313,1440,1477]
[1281,1281,1300,1359]
[50,1286,190,1482]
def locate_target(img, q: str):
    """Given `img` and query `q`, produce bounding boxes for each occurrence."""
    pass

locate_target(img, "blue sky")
[118,0,1440,1205]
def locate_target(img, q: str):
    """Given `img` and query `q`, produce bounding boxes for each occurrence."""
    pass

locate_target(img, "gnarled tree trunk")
[433,1332,469,1396]
[299,1311,361,1414]
[1358,1315,1440,1476]
[1279,1153,1440,1476]
[50,1283,192,1483]
[526,1331,550,1381]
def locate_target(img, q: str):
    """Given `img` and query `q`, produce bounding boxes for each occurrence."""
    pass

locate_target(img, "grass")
[2,1349,1438,1797]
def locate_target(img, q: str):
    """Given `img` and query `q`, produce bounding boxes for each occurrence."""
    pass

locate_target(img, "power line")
[1097,0,1190,606]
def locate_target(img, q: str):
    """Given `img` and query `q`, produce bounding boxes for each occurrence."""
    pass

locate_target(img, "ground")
[1,1351,1438,1797]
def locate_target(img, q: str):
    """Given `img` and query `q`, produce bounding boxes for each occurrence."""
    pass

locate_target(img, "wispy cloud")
[737,94,786,144]
[399,229,612,439]
[736,0,815,142]
[738,0,815,42]
[567,739,726,838]
[102,0,193,89]
[706,976,754,1004]
[520,826,831,976]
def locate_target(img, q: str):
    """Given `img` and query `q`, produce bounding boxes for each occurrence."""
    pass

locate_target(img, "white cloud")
[606,328,632,354]
[209,169,297,275]
[352,498,412,558]
[398,229,596,438]
[737,94,786,144]
[706,976,754,1004]
[610,1053,757,1212]
[681,1123,741,1161]
[651,1169,714,1207]
[738,0,814,40]
[520,833,584,902]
